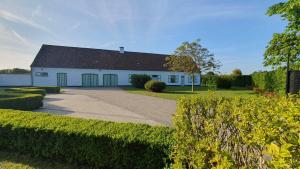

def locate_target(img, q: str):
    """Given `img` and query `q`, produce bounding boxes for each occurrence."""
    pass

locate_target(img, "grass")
[0,151,89,169]
[122,86,256,100]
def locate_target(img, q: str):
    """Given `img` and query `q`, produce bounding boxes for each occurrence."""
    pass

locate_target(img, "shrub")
[201,75,217,90]
[0,109,174,169]
[130,74,151,88]
[25,86,60,94]
[216,75,232,89]
[5,88,46,96]
[144,80,166,92]
[172,95,300,168]
[252,69,285,95]
[0,92,43,110]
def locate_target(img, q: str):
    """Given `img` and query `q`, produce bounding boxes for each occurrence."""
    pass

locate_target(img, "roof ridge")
[42,44,169,56]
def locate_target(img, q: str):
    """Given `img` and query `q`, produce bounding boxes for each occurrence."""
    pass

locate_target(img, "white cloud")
[0,9,55,36]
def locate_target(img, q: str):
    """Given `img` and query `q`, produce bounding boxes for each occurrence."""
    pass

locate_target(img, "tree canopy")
[264,0,300,69]
[0,68,30,74]
[232,69,242,76]
[164,39,221,91]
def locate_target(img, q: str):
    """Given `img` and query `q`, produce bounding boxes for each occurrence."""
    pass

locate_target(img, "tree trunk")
[192,74,195,92]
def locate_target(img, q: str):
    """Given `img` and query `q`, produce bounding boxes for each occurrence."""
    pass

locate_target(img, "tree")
[232,69,242,76]
[164,39,221,92]
[264,0,300,69]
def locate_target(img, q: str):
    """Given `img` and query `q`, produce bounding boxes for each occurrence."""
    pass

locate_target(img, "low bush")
[252,69,285,94]
[5,88,46,96]
[0,109,174,169]
[172,95,300,168]
[144,80,166,92]
[0,92,43,110]
[216,75,232,89]
[25,86,60,94]
[130,74,151,89]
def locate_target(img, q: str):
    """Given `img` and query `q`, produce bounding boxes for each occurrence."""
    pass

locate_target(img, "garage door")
[103,74,118,87]
[82,74,99,87]
[57,73,67,87]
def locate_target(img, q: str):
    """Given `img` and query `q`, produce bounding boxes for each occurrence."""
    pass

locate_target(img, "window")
[188,75,199,83]
[168,75,179,83]
[151,75,161,81]
[128,74,132,83]
[35,72,48,77]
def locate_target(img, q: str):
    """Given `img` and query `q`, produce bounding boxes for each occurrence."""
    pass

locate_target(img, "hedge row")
[5,88,46,96]
[201,75,252,89]
[0,93,43,110]
[25,86,61,94]
[252,69,286,95]
[0,109,174,169]
[172,95,300,168]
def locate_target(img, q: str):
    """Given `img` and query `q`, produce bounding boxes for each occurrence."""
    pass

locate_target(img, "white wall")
[32,67,201,86]
[0,74,32,86]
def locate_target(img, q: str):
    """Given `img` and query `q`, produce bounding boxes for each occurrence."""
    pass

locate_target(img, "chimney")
[119,47,124,54]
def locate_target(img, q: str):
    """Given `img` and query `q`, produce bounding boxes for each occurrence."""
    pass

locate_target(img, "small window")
[35,72,48,77]
[168,75,179,83]
[151,75,161,81]
[128,74,132,83]
[188,75,199,83]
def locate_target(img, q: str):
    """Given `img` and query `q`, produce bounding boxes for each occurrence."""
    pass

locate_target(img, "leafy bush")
[25,86,60,94]
[252,69,285,94]
[201,75,217,90]
[5,88,46,96]
[0,92,43,110]
[172,95,300,168]
[0,109,174,169]
[144,80,166,92]
[231,75,252,88]
[130,74,151,89]
[216,75,232,89]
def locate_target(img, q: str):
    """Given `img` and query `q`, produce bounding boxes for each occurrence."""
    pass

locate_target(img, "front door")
[181,75,185,86]
[82,74,99,87]
[57,73,67,87]
[103,74,118,87]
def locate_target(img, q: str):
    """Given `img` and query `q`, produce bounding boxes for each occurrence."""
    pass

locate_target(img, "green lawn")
[0,151,88,169]
[122,86,256,100]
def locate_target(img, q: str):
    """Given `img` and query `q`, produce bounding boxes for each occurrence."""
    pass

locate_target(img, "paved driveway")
[36,88,176,126]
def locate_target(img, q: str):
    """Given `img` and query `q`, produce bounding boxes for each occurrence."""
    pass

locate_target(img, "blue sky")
[0,0,286,74]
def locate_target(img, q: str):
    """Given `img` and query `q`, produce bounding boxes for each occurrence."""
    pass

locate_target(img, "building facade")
[31,45,200,87]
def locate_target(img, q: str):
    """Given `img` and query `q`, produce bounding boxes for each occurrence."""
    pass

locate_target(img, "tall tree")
[164,39,221,92]
[232,69,242,76]
[264,0,300,69]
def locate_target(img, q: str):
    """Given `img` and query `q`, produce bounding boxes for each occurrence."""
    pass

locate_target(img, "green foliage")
[5,88,46,96]
[0,92,43,110]
[231,75,252,88]
[0,109,174,169]
[252,69,286,95]
[172,95,300,168]
[201,75,217,90]
[265,0,300,68]
[0,68,30,74]
[231,69,242,76]
[25,86,60,94]
[216,75,232,89]
[144,80,166,92]
[130,74,151,89]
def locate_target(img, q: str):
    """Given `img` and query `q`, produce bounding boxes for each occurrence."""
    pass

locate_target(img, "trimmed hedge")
[202,75,252,89]
[25,86,60,94]
[172,96,300,168]
[5,88,46,96]
[216,75,232,89]
[130,74,151,89]
[0,93,43,110]
[0,109,174,169]
[252,69,285,95]
[144,80,166,92]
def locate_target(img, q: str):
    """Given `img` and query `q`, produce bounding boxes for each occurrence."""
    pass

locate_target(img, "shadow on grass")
[0,151,88,169]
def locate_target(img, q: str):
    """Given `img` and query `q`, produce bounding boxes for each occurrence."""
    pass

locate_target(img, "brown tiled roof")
[31,44,170,71]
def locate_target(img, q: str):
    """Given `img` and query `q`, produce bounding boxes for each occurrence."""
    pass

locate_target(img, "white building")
[31,45,200,87]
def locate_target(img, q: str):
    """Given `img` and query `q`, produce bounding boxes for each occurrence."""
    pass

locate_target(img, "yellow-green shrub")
[172,95,300,168]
